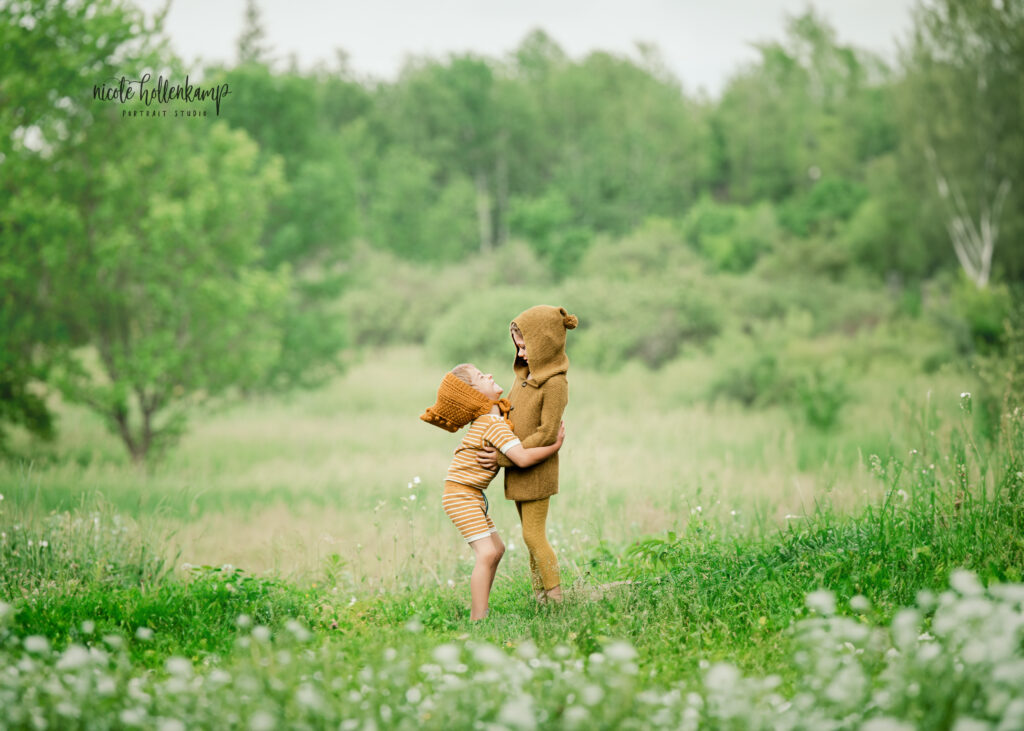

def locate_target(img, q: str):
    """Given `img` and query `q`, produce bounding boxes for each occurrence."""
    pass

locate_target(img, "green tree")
[0,0,162,449]
[899,0,1024,286]
[712,11,896,203]
[52,120,288,462]
[376,54,504,252]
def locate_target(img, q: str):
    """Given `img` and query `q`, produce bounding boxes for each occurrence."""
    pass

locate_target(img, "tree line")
[1,0,1021,461]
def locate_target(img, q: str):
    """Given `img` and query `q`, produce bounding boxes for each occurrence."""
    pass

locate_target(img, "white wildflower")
[861,718,915,731]
[251,626,271,643]
[56,644,91,670]
[295,683,322,709]
[286,619,311,642]
[157,720,186,731]
[236,614,252,628]
[165,657,193,678]
[248,711,276,731]
[433,643,460,667]
[950,569,984,596]
[605,641,637,663]
[413,476,421,484]
[517,640,538,660]
[850,595,871,613]
[581,684,604,705]
[135,627,154,641]
[23,635,50,654]
[119,708,147,726]
[498,695,536,728]
[406,687,423,704]
[806,589,837,616]
[81,620,95,634]
[472,642,506,667]
[405,617,423,633]
[705,663,740,692]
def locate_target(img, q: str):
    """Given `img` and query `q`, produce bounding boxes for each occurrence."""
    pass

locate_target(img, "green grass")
[3,344,1023,727]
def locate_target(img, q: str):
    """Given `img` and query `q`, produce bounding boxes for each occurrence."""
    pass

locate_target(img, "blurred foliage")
[426,287,555,366]
[4,0,1023,459]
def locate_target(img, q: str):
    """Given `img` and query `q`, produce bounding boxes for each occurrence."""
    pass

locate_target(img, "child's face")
[511,326,527,364]
[468,366,503,400]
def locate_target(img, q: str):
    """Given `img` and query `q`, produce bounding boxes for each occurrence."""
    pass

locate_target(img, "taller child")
[479,305,578,603]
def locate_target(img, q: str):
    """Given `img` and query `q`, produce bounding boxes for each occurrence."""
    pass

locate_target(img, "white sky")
[136,0,919,96]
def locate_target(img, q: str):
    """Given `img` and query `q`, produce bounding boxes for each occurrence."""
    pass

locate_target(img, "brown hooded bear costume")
[494,305,578,595]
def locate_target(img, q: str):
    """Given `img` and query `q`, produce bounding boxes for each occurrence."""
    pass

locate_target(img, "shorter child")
[421,363,565,620]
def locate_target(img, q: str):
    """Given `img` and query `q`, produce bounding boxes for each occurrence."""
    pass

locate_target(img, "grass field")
[3,345,1023,728]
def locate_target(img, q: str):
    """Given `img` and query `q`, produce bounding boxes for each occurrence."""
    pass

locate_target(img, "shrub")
[680,198,777,273]
[577,218,698,280]
[564,277,721,370]
[425,287,557,366]
[340,246,473,347]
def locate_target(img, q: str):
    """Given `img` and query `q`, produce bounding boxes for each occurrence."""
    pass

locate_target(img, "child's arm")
[484,376,569,469]
[503,422,565,468]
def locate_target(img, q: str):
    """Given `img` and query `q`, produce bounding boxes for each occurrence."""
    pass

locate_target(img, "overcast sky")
[136,0,919,96]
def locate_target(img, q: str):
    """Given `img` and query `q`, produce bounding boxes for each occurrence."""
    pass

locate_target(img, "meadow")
[3,336,1023,729]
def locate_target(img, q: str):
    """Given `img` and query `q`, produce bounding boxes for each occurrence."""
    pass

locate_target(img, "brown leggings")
[515,498,560,591]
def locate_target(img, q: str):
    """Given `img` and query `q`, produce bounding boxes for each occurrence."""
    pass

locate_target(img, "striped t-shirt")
[446,414,521,489]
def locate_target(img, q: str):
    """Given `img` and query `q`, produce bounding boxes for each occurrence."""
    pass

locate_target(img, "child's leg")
[515,501,544,595]
[442,483,502,619]
[516,498,561,601]
[468,533,505,620]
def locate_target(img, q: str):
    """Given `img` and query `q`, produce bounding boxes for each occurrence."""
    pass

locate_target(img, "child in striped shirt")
[421,363,565,620]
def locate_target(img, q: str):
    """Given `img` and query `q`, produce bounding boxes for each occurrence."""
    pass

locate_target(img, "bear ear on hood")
[559,307,578,330]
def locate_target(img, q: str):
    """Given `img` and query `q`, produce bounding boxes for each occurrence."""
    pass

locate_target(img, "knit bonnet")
[420,372,513,433]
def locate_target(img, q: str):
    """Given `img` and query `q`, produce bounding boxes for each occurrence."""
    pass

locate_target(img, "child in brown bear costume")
[478,305,578,603]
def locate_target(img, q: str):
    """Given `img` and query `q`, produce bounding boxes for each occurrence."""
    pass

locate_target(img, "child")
[478,306,577,603]
[421,363,566,620]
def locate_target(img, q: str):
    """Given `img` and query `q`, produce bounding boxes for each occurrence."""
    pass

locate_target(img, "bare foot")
[544,585,564,603]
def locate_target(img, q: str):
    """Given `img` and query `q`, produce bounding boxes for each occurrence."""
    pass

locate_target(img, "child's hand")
[477,446,499,470]
[555,421,566,447]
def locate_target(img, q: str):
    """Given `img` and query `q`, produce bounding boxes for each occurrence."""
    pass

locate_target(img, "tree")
[900,0,1024,287]
[236,0,272,66]
[0,0,163,449]
[52,119,288,462]
[713,11,895,204]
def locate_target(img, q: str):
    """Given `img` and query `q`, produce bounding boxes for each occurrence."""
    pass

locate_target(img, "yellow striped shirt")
[446,414,521,489]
